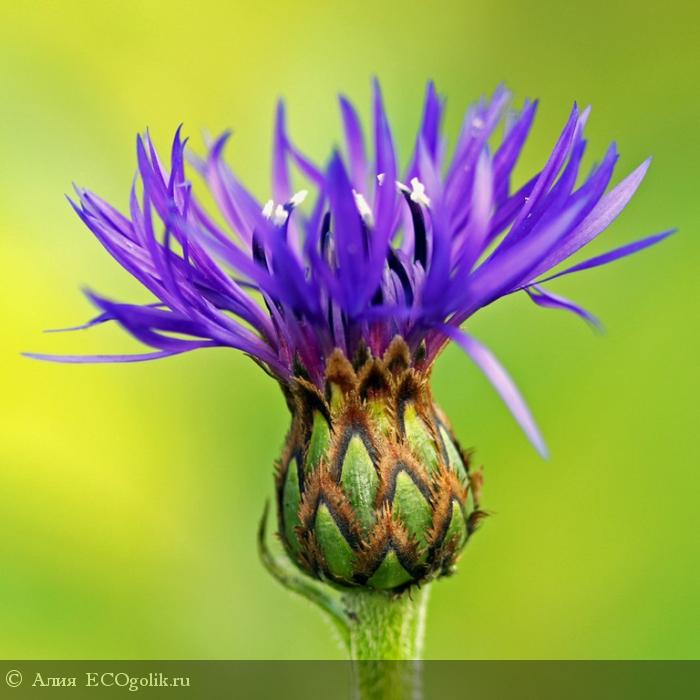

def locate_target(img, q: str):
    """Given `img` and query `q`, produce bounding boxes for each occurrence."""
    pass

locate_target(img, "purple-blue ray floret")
[29,82,673,455]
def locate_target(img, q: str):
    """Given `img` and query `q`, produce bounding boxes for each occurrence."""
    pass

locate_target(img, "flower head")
[29,80,672,456]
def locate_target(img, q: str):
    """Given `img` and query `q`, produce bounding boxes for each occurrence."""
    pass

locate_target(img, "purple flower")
[28,81,673,455]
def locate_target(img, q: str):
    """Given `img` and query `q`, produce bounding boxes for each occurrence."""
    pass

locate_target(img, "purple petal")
[455,148,494,274]
[445,86,510,209]
[272,100,292,203]
[463,193,591,315]
[419,81,443,161]
[492,99,538,205]
[532,158,652,275]
[498,143,619,292]
[327,152,368,312]
[525,285,602,331]
[419,140,453,309]
[440,325,548,457]
[536,229,675,284]
[44,311,113,333]
[371,79,398,233]
[486,173,539,243]
[405,81,444,181]
[202,132,253,244]
[339,95,368,192]
[499,103,580,251]
[23,349,201,363]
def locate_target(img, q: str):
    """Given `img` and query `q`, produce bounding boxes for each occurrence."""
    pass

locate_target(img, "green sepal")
[440,426,468,482]
[315,503,355,580]
[443,499,467,550]
[392,471,432,549]
[367,398,393,438]
[278,339,483,592]
[281,458,302,555]
[404,404,439,474]
[367,550,413,589]
[306,410,331,473]
[340,435,379,531]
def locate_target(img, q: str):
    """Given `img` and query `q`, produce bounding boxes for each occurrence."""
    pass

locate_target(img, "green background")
[1,0,697,659]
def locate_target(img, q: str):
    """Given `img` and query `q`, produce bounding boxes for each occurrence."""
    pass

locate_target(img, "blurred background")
[1,0,697,659]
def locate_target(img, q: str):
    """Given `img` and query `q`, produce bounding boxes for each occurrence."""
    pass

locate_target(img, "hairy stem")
[343,585,431,700]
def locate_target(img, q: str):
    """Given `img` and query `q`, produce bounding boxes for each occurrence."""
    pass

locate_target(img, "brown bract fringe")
[274,335,484,590]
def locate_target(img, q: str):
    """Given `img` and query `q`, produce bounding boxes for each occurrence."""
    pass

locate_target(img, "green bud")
[275,338,485,592]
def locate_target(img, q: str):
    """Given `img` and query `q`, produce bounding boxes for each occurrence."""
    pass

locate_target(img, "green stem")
[257,502,352,648]
[343,585,431,700]
[257,503,432,700]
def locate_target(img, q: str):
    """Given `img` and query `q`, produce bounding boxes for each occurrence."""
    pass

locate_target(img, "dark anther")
[387,249,414,306]
[320,211,332,257]
[252,231,268,269]
[400,190,428,268]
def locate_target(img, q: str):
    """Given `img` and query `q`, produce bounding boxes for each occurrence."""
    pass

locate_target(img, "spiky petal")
[29,82,673,453]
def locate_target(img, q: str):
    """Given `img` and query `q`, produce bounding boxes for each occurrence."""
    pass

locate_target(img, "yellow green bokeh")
[1,0,697,659]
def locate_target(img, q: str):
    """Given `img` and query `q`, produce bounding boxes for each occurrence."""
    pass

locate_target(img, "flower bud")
[275,338,485,591]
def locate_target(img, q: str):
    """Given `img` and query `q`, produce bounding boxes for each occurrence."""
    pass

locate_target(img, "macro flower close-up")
[27,78,672,680]
[3,2,697,698]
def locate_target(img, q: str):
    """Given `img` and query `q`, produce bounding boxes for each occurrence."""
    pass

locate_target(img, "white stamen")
[272,204,289,226]
[289,189,308,208]
[396,178,431,207]
[352,189,374,227]
[472,116,485,129]
[409,177,431,207]
[376,173,386,185]
[263,198,291,226]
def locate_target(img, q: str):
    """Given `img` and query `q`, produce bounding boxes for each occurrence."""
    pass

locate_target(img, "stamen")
[262,199,290,226]
[289,189,308,208]
[272,204,289,227]
[396,178,431,208]
[376,173,386,185]
[353,190,374,227]
[409,177,431,207]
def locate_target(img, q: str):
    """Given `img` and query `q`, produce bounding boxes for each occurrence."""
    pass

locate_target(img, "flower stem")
[343,585,431,700]
[258,503,431,699]
[257,502,351,648]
